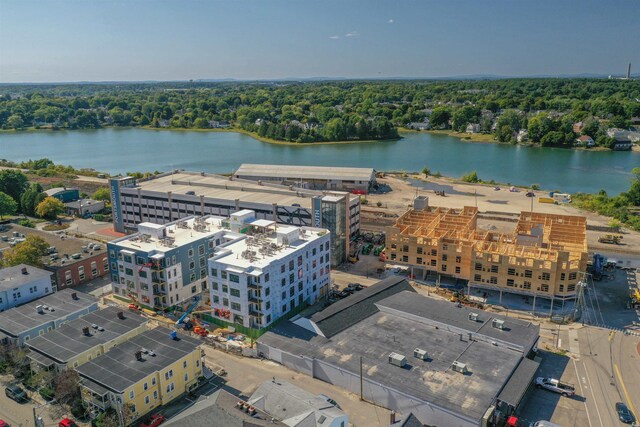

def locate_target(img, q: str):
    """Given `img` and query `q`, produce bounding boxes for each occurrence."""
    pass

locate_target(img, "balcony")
[151,274,165,285]
[249,307,263,318]
[248,294,262,303]
[153,286,167,295]
[248,282,261,290]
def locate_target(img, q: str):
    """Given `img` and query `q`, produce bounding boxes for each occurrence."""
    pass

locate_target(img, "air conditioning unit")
[492,319,505,330]
[388,352,407,367]
[468,312,479,322]
[451,361,468,374]
[414,348,428,361]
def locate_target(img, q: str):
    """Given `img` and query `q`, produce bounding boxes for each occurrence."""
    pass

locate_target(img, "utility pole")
[359,356,363,401]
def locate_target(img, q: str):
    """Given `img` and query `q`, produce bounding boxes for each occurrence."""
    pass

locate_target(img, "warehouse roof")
[131,172,357,209]
[235,163,375,182]
[308,276,414,338]
[0,264,53,291]
[26,307,148,364]
[0,289,97,337]
[260,291,539,423]
[496,357,540,408]
[44,187,78,196]
[76,327,201,393]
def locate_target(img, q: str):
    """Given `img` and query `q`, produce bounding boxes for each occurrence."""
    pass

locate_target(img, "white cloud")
[388,19,394,24]
[345,31,358,37]
[329,35,340,39]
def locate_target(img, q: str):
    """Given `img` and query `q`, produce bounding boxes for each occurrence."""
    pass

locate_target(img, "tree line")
[1,79,639,144]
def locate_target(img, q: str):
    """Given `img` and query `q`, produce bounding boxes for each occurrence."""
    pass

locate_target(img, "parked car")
[0,419,10,427]
[141,414,166,427]
[5,384,28,403]
[58,419,78,427]
[526,191,535,197]
[615,402,635,424]
[318,394,341,410]
[533,421,563,427]
[534,377,575,397]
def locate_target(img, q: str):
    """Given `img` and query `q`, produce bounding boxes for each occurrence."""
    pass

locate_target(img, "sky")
[1,0,639,83]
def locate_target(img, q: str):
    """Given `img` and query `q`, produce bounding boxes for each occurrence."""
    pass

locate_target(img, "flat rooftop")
[0,264,53,291]
[0,289,97,337]
[0,224,108,268]
[210,227,327,270]
[76,327,201,393]
[260,291,539,423]
[129,171,357,208]
[235,163,375,182]
[26,307,147,364]
[111,215,234,253]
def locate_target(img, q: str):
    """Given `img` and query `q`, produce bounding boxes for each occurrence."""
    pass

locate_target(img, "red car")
[0,420,10,427]
[141,414,166,427]
[58,419,78,427]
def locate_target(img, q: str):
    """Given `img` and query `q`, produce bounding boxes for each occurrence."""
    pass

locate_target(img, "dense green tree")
[20,182,44,216]
[35,196,66,219]
[1,235,49,267]
[0,169,28,207]
[429,107,451,129]
[92,187,111,202]
[0,191,18,219]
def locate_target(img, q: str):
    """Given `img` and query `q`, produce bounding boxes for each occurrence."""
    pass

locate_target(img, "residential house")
[465,123,480,133]
[248,380,348,427]
[613,139,633,151]
[78,327,203,423]
[65,199,106,217]
[517,130,529,143]
[575,135,595,147]
[406,120,431,130]
[0,265,54,312]
[26,307,148,371]
[572,122,584,134]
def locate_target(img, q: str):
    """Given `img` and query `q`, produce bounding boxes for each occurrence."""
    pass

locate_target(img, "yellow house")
[27,306,148,371]
[77,327,202,424]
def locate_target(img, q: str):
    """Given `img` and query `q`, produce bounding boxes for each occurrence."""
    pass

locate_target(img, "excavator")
[128,293,141,312]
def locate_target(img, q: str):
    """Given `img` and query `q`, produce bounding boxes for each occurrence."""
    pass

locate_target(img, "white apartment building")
[108,216,242,310]
[208,210,331,329]
[0,265,54,312]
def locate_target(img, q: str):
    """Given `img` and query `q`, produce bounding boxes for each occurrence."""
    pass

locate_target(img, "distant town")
[0,159,639,427]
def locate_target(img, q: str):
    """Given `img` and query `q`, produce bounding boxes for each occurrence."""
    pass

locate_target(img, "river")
[1,128,637,194]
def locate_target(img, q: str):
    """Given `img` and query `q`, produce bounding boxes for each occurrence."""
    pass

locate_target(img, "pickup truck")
[535,377,575,397]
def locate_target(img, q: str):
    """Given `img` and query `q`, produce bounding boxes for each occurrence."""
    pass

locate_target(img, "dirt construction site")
[361,173,640,263]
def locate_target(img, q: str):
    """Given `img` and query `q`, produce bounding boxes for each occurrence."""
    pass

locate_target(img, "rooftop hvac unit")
[468,312,479,322]
[451,361,468,374]
[414,348,429,361]
[388,352,407,367]
[492,319,505,330]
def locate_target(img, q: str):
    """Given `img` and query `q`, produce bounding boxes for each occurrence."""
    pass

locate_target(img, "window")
[231,302,241,311]
[188,249,194,257]
[430,259,436,266]
[139,270,147,278]
[125,268,134,276]
[280,265,285,273]
[391,244,397,249]
[136,256,145,265]
[507,268,515,276]
[212,282,218,291]
[559,284,564,292]
[131,404,136,413]
[282,303,288,313]
[129,390,135,399]
[569,272,577,280]
[402,245,409,252]
[489,276,497,284]
[523,281,532,290]
[474,274,481,281]
[297,255,302,266]
[166,383,175,393]
[191,286,197,294]
[223,298,229,307]
[184,373,189,381]
[199,257,205,267]
[198,244,205,255]
[541,284,549,292]
[475,263,482,271]
[152,377,156,386]
[222,285,228,293]
[490,265,499,273]
[541,272,550,281]
[189,261,195,270]
[417,247,423,255]
[145,396,150,405]
[165,369,173,380]
[91,261,98,277]
[221,271,227,279]
[213,296,219,303]
[65,271,73,286]
[289,273,294,284]
[265,287,270,296]
[123,255,132,263]
[506,279,515,287]
[390,253,396,260]
[289,260,294,271]
[524,270,532,278]
[441,264,447,272]
[264,273,270,282]
[455,266,460,274]
[183,360,187,368]
[402,255,408,262]
[153,391,158,400]
[567,284,576,292]
[211,268,218,277]
[265,301,271,310]
[417,257,423,265]
[441,254,448,261]
[430,249,437,256]
[289,286,295,297]
[143,382,148,391]
[560,273,566,281]
[196,360,200,368]
[229,274,240,283]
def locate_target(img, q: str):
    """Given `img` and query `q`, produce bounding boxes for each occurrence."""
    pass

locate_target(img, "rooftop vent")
[414,348,429,361]
[451,361,468,374]
[21,267,28,275]
[71,292,78,300]
[36,305,44,314]
[135,350,143,361]
[388,352,407,367]
[492,319,505,330]
[82,326,91,336]
[468,312,479,322]
[117,311,125,320]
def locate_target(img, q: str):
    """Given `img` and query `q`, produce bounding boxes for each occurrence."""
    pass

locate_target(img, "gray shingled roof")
[76,327,201,393]
[0,289,97,337]
[309,276,414,338]
[0,264,53,291]
[164,390,286,427]
[496,357,540,407]
[235,164,375,182]
[26,307,147,364]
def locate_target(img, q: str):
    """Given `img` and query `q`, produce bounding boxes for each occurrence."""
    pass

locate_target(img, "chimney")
[71,292,78,300]
[117,311,125,320]
[628,63,632,80]
[82,326,91,336]
[135,350,143,361]
[390,411,397,425]
[21,267,28,275]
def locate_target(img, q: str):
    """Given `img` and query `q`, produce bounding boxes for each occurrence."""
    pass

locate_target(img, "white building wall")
[0,274,53,312]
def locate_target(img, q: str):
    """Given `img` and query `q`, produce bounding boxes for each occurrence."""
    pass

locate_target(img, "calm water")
[1,128,637,194]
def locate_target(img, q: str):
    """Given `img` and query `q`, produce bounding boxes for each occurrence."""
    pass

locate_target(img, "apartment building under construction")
[385,199,588,301]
